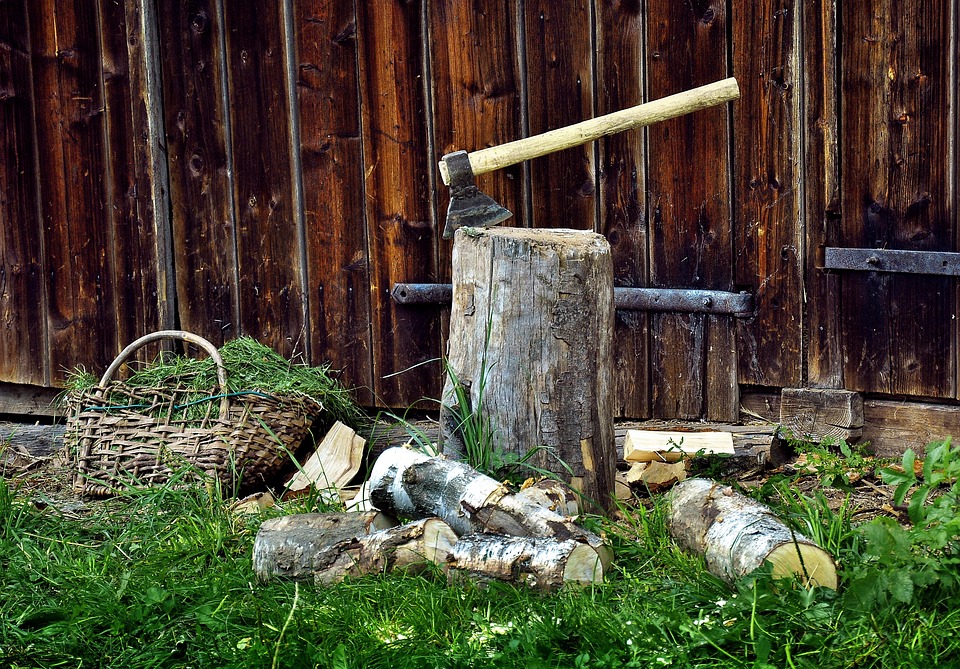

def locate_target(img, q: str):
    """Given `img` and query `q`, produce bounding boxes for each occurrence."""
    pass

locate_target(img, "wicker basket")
[66,330,323,497]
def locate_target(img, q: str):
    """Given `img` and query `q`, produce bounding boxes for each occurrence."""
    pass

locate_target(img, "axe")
[439,77,740,239]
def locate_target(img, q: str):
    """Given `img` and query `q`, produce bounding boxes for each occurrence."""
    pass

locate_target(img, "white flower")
[715,599,728,608]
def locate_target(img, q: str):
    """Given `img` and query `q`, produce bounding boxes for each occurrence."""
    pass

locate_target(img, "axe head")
[441,150,513,239]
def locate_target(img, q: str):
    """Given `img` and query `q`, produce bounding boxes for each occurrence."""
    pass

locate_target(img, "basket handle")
[98,330,230,417]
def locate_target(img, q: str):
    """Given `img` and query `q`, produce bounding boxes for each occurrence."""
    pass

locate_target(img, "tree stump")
[441,227,616,510]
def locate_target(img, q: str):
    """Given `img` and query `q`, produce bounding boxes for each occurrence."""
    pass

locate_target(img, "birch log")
[441,227,616,511]
[666,478,838,589]
[254,514,456,584]
[309,518,459,585]
[252,511,396,581]
[368,447,612,569]
[447,534,604,591]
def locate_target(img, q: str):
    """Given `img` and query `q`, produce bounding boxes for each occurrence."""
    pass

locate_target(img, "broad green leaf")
[887,570,914,604]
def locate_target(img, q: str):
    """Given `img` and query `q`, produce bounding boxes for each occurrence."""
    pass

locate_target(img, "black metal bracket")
[823,247,960,277]
[392,283,753,317]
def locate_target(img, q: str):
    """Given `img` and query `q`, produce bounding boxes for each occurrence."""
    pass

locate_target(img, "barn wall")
[0,0,957,427]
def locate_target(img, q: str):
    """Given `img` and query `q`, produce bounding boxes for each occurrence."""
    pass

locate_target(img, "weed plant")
[4,448,960,668]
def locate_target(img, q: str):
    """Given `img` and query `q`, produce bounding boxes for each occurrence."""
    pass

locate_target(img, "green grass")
[62,336,366,433]
[3,467,960,669]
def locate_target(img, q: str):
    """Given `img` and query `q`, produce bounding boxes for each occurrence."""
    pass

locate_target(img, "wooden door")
[832,0,957,397]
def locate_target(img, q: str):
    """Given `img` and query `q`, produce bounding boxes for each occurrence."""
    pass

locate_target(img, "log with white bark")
[368,447,612,569]
[253,511,397,581]
[665,478,838,589]
[447,534,604,591]
[308,518,459,585]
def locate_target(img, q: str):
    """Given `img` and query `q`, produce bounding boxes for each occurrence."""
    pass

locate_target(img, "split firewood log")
[665,478,837,589]
[283,421,364,499]
[447,534,604,591]
[252,511,397,581]
[368,447,612,569]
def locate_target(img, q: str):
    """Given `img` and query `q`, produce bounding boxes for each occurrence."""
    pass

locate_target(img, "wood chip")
[284,421,364,497]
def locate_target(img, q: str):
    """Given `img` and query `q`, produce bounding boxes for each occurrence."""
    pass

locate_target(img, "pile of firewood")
[253,446,610,591]
[252,424,837,592]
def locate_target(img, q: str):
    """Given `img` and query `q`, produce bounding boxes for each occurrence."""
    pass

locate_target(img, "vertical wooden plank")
[524,0,596,230]
[293,0,374,404]
[98,0,171,353]
[0,0,47,385]
[646,0,737,421]
[357,0,440,407]
[157,0,238,347]
[29,0,118,383]
[731,1,803,388]
[840,0,955,397]
[429,0,524,238]
[223,0,305,358]
[596,0,650,418]
[802,0,843,388]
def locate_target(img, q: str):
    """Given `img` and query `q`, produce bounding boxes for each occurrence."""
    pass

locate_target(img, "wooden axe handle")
[439,77,739,186]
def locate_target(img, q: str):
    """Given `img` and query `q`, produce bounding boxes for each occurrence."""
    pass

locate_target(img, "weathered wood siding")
[839,0,956,397]
[0,0,957,418]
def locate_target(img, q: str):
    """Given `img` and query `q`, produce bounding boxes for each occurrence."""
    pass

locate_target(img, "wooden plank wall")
[1,0,171,392]
[0,0,45,385]
[0,0,957,420]
[839,0,956,397]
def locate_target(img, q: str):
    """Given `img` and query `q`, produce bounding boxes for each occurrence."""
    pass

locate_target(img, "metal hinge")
[391,283,753,317]
[823,248,960,277]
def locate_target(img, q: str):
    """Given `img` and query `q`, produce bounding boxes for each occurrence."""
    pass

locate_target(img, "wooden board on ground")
[624,430,735,462]
[284,422,364,496]
[780,388,863,444]
[0,422,65,458]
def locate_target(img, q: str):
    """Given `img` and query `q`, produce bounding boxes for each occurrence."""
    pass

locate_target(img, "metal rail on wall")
[391,283,754,317]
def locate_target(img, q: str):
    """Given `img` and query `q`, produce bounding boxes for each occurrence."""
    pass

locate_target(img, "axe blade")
[441,150,513,239]
[442,191,513,239]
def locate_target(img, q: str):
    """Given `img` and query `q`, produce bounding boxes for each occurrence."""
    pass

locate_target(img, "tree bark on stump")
[441,227,616,511]
[665,478,838,589]
[368,447,612,569]
[447,534,604,591]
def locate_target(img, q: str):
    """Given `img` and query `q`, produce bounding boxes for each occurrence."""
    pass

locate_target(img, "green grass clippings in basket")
[64,331,361,498]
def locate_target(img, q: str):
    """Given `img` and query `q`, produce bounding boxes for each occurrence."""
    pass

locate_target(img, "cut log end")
[419,517,460,565]
[563,543,606,585]
[666,478,838,589]
[767,542,838,590]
